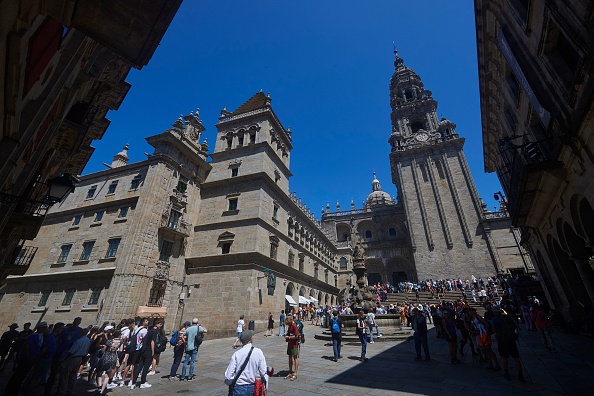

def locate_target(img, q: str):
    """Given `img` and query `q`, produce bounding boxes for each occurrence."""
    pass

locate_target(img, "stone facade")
[0,61,529,336]
[475,0,594,327]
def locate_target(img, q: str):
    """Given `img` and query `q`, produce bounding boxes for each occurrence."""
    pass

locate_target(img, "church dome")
[366,173,393,207]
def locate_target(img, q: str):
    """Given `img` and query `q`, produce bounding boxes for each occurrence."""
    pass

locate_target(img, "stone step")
[314,329,413,342]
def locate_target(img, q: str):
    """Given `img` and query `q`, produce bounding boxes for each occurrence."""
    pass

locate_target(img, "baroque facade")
[475,0,594,327]
[0,56,530,336]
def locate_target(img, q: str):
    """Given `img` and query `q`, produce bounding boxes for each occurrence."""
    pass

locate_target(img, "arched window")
[339,257,347,269]
[411,121,424,133]
[365,230,372,239]
[343,233,349,241]
[389,227,397,237]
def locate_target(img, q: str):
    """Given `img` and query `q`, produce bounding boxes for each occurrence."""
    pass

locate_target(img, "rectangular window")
[105,238,121,258]
[58,244,72,263]
[88,287,102,305]
[80,241,94,260]
[147,280,166,307]
[228,198,238,211]
[118,207,129,218]
[221,242,231,254]
[167,207,182,229]
[130,175,142,190]
[250,133,256,144]
[94,211,104,222]
[270,243,278,259]
[159,240,174,262]
[62,289,75,306]
[238,135,244,146]
[38,290,51,307]
[176,176,188,194]
[107,180,118,194]
[72,215,82,226]
[231,168,238,177]
[226,138,232,150]
[86,186,97,199]
[273,205,279,220]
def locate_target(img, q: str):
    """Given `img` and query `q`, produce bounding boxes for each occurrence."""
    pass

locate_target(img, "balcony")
[159,211,191,238]
[170,189,188,206]
[506,154,564,228]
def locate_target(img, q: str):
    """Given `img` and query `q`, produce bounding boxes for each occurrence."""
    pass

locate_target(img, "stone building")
[475,0,594,327]
[0,0,182,281]
[0,56,530,336]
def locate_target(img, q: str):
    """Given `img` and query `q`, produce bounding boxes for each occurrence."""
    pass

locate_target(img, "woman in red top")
[283,316,299,381]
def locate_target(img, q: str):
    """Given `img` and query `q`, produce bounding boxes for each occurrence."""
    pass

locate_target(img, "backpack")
[125,329,139,353]
[170,330,179,346]
[331,317,340,334]
[155,333,167,353]
[294,319,305,344]
[195,328,204,347]
[496,314,519,342]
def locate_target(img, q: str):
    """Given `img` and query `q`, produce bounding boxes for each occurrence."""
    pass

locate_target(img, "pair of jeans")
[181,349,197,379]
[278,323,286,336]
[133,350,152,385]
[169,345,184,377]
[332,335,341,359]
[232,383,255,395]
[358,332,367,356]
[414,331,430,359]
[375,324,381,336]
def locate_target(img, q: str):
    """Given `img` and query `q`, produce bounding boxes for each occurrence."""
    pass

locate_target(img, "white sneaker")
[140,383,152,389]
[147,371,155,376]
[370,340,375,343]
[129,384,135,390]
[378,334,382,338]
[107,383,118,389]
[118,382,125,387]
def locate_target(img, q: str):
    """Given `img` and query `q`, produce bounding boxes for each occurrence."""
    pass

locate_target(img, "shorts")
[237,332,242,340]
[127,350,139,366]
[497,340,519,358]
[286,345,299,357]
[477,332,492,347]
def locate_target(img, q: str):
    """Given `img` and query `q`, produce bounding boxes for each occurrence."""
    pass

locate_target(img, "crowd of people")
[0,316,207,395]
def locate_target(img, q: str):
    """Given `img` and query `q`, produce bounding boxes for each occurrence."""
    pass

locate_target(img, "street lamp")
[0,173,75,206]
[493,191,506,203]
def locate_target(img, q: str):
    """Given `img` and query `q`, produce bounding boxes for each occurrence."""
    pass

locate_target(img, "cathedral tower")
[388,51,492,280]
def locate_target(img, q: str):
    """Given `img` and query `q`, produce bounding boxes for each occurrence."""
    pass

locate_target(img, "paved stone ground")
[2,322,594,395]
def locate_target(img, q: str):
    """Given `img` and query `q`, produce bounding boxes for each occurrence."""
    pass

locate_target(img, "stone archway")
[285,282,296,312]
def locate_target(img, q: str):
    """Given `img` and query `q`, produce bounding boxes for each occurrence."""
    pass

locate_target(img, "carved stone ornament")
[155,261,170,280]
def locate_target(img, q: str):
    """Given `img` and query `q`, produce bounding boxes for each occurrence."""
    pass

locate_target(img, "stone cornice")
[44,196,140,221]
[5,267,116,283]
[209,142,292,177]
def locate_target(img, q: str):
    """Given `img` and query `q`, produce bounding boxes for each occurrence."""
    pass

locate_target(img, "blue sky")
[83,0,503,215]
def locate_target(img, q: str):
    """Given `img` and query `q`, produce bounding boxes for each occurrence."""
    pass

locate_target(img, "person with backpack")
[168,321,190,380]
[491,306,525,382]
[356,310,369,362]
[283,316,299,381]
[130,318,162,389]
[149,324,168,376]
[330,310,343,362]
[180,318,207,381]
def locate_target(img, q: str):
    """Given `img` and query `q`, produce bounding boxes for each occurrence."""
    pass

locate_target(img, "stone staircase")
[382,290,489,316]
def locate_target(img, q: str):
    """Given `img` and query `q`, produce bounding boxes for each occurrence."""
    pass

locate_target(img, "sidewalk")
[2,322,593,395]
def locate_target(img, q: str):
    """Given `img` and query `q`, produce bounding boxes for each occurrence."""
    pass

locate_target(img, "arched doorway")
[285,282,296,313]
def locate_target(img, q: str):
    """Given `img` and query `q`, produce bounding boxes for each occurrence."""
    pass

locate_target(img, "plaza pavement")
[2,321,594,395]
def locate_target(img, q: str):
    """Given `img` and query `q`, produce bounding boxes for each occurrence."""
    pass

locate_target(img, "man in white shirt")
[224,330,269,395]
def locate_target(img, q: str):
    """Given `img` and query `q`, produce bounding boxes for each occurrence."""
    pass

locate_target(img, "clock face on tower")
[415,132,429,142]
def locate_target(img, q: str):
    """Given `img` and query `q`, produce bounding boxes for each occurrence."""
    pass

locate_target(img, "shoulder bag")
[228,346,254,396]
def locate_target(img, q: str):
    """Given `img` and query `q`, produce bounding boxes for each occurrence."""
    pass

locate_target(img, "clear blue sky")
[83,0,503,215]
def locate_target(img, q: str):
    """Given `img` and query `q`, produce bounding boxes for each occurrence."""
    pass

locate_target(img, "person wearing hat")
[0,323,19,371]
[224,330,269,395]
[180,318,207,382]
[491,306,525,382]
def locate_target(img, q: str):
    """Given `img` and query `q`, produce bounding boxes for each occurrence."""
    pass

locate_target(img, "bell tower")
[388,51,492,279]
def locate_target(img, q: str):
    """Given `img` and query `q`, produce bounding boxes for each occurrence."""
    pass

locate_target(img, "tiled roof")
[230,92,269,115]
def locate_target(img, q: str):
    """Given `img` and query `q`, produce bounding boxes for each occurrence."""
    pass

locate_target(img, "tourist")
[57,328,90,396]
[491,306,525,382]
[169,321,189,380]
[266,312,274,336]
[532,305,556,352]
[278,310,286,336]
[26,322,62,392]
[0,323,19,372]
[131,319,162,389]
[232,315,245,349]
[6,322,32,371]
[115,318,133,383]
[329,310,344,362]
[411,307,430,361]
[87,324,108,387]
[127,318,148,389]
[96,329,121,393]
[283,315,299,380]
[149,323,166,375]
[224,330,269,395]
[356,310,369,362]
[180,318,207,381]
[442,310,461,364]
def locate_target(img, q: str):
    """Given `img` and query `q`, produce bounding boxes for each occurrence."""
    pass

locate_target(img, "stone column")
[572,257,594,305]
